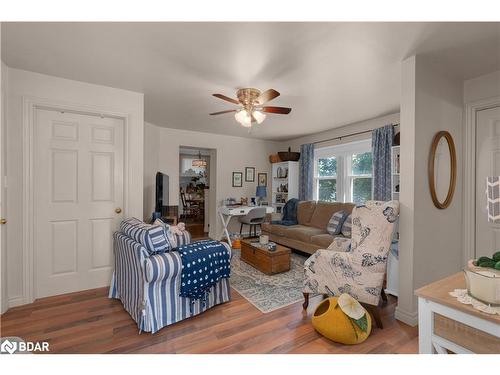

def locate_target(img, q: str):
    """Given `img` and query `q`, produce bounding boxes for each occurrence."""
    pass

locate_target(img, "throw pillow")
[327,210,347,235]
[341,214,352,237]
[153,219,192,248]
[120,217,171,255]
[153,218,177,247]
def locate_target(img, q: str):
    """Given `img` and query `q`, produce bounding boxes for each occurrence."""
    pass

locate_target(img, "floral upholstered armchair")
[303,200,399,328]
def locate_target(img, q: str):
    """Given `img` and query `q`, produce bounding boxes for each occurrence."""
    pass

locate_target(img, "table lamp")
[256,186,267,205]
[487,176,499,223]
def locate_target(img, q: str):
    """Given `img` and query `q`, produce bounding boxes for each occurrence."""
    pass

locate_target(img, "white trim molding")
[395,305,419,327]
[21,96,133,305]
[463,96,500,265]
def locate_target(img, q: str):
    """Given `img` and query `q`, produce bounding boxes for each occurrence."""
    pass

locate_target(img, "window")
[317,157,337,202]
[314,140,373,204]
[349,152,373,204]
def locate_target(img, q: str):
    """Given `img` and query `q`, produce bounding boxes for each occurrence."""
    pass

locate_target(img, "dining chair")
[238,207,267,238]
[180,189,200,219]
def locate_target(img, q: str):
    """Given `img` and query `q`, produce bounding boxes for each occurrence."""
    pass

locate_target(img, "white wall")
[279,113,400,151]
[144,122,281,238]
[397,56,417,325]
[0,26,7,314]
[464,70,500,103]
[5,67,144,308]
[397,55,464,326]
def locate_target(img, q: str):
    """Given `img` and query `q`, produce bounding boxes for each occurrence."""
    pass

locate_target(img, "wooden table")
[415,272,500,354]
[240,239,291,275]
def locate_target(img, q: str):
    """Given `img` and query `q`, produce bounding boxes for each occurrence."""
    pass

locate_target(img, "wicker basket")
[269,154,282,163]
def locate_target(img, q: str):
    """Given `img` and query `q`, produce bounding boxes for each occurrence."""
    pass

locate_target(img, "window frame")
[313,139,373,203]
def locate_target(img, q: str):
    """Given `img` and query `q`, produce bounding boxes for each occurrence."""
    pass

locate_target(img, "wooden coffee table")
[240,239,291,275]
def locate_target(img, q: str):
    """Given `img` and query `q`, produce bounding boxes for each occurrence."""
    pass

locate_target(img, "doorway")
[475,105,500,258]
[179,147,213,239]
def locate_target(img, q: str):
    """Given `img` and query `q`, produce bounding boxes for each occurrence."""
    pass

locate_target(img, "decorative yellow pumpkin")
[311,296,372,345]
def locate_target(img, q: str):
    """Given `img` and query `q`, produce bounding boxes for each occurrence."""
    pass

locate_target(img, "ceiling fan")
[210,88,291,128]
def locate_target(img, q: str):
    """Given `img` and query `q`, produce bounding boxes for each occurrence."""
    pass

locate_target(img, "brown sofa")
[261,201,355,254]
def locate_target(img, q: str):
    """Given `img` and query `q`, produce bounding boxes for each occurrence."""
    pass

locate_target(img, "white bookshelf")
[387,145,400,297]
[271,161,299,214]
[391,145,400,201]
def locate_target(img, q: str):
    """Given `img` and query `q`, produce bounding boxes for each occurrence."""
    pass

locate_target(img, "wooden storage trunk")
[240,239,291,275]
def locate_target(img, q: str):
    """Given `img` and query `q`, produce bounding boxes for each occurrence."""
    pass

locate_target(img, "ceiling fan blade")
[212,93,240,105]
[256,89,280,105]
[261,106,292,114]
[209,109,237,115]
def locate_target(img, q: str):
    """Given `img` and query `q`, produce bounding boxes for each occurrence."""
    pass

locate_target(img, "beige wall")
[5,67,144,308]
[464,70,500,103]
[397,55,464,326]
[144,122,281,238]
[279,113,400,151]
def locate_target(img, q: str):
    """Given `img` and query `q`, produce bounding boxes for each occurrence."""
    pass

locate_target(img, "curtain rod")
[312,122,400,145]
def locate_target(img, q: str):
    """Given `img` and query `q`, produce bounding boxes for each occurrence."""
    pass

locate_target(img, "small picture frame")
[245,167,255,182]
[232,172,243,187]
[258,172,267,187]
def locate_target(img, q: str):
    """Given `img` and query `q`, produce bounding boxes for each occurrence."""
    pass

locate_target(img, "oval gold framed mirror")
[428,131,457,209]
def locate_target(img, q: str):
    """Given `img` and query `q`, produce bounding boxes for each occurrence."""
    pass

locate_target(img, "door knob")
[0,219,6,224]
[115,208,122,214]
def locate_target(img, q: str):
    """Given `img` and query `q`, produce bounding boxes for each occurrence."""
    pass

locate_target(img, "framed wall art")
[245,167,255,182]
[232,172,243,187]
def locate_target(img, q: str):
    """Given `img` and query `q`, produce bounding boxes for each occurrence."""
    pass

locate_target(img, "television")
[155,172,169,213]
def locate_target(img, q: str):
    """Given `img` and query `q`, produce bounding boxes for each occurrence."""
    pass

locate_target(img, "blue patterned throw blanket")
[272,198,299,226]
[178,240,230,309]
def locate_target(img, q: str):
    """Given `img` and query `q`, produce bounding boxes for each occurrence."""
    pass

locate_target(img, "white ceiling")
[2,22,499,141]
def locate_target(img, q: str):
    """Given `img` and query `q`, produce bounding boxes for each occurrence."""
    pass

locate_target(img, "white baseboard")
[395,306,418,326]
[7,295,27,310]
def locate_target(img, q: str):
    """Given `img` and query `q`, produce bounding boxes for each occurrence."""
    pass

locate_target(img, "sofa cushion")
[261,222,291,237]
[309,202,353,230]
[326,210,348,235]
[341,214,352,237]
[297,201,317,225]
[120,217,171,255]
[310,234,335,248]
[285,226,326,243]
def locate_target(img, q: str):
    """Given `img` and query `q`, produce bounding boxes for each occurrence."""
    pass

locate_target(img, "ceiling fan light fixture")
[192,151,207,167]
[211,88,290,129]
[235,109,252,128]
[252,110,266,124]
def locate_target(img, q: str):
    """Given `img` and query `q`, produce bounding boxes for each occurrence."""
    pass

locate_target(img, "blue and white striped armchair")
[109,220,231,334]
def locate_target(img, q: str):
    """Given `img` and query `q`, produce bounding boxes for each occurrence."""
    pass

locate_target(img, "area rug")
[229,248,307,313]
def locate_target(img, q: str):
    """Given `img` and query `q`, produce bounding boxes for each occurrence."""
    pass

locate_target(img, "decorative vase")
[464,260,500,305]
[311,297,372,345]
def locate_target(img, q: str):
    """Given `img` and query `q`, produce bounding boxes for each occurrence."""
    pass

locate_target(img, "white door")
[476,106,500,258]
[34,109,124,298]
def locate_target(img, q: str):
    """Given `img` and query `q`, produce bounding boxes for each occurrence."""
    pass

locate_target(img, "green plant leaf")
[352,314,368,332]
[348,316,359,340]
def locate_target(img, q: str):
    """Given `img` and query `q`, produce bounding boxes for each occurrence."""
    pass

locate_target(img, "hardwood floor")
[0,287,418,354]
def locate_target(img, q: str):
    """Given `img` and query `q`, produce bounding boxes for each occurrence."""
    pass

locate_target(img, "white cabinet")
[271,161,299,214]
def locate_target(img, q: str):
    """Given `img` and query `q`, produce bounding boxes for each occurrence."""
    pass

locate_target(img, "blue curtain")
[299,143,314,201]
[372,125,394,201]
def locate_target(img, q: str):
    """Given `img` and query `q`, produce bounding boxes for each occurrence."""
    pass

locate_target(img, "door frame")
[22,96,131,304]
[178,145,218,239]
[463,96,500,265]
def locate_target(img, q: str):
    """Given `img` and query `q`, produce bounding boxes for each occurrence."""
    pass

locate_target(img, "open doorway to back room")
[179,147,213,239]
